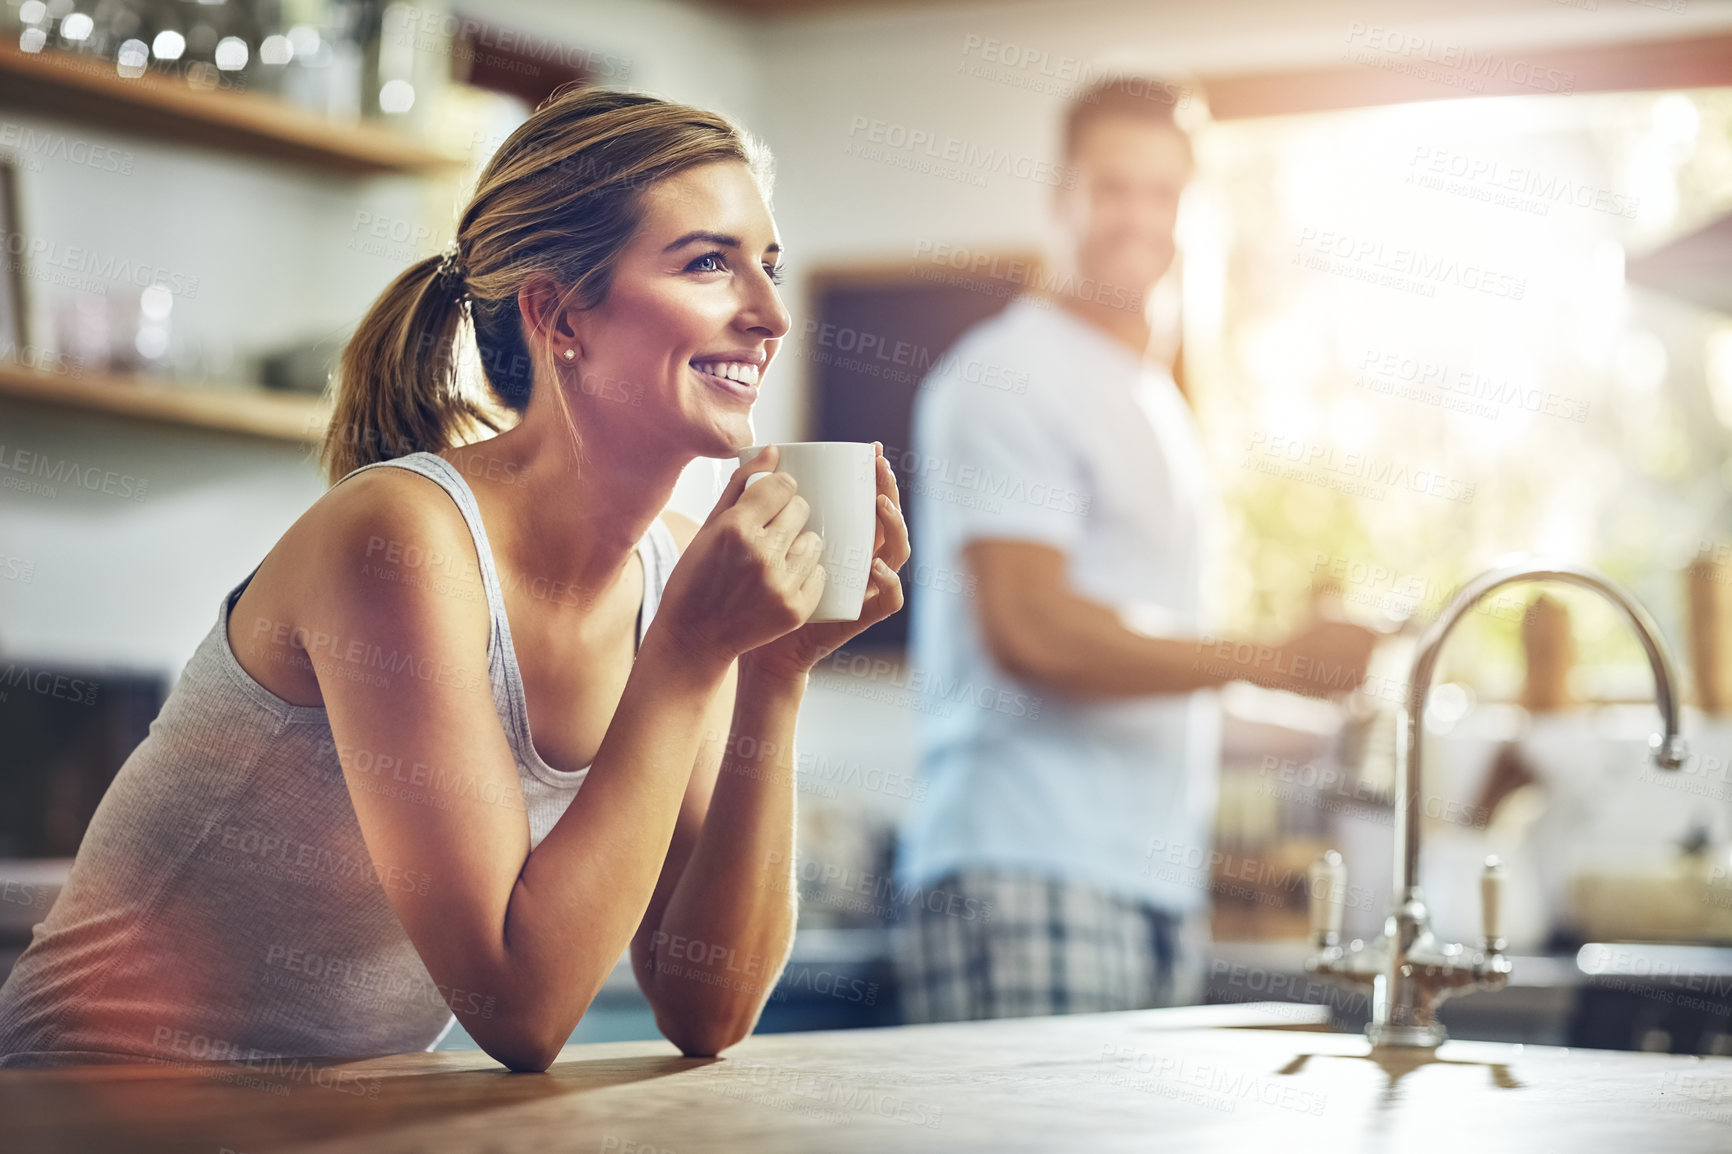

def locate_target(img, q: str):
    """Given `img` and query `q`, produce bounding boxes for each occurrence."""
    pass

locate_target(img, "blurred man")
[894,78,1376,1022]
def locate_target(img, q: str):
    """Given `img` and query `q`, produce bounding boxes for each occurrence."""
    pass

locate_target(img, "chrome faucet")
[1305,558,1689,1048]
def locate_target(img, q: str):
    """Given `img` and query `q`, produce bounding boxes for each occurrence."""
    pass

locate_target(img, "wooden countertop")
[4,1003,1729,1153]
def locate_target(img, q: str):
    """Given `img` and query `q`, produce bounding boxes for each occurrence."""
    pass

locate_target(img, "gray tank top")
[0,452,681,1067]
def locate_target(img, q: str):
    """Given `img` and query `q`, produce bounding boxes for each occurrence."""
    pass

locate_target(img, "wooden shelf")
[0,362,330,443]
[0,43,459,176]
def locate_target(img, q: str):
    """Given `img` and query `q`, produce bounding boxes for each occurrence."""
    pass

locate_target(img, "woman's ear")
[517,277,584,363]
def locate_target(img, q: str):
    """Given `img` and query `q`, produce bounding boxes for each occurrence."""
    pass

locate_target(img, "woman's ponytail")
[320,253,503,483]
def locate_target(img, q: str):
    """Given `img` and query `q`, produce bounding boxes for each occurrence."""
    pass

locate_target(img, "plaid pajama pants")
[893,868,1210,1024]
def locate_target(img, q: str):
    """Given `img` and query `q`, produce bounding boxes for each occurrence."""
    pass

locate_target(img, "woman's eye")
[687,252,783,284]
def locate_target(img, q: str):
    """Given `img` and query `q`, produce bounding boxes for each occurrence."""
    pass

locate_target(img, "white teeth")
[694,361,761,387]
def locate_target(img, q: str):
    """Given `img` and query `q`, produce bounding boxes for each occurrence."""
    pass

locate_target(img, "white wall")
[480,0,763,125]
[0,407,326,673]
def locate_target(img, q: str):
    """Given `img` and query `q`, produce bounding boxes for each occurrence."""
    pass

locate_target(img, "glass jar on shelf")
[274,0,372,121]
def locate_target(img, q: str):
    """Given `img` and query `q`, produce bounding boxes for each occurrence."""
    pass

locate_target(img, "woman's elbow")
[472,1014,573,1073]
[658,1009,753,1059]
[496,1043,560,1074]
[479,1036,561,1073]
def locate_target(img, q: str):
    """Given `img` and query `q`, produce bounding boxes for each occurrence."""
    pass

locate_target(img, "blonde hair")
[322,87,770,483]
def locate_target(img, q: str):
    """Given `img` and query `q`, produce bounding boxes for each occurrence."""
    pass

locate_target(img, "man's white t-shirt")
[893,295,1223,912]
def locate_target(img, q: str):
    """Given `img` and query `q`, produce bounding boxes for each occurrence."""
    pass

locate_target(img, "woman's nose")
[742,272,791,339]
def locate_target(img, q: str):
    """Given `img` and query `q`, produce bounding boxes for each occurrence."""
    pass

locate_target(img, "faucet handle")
[1481,855,1507,952]
[1308,850,1347,948]
[1650,731,1689,772]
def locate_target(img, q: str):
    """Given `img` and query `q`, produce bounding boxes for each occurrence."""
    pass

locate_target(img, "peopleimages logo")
[0,445,150,501]
[886,444,1091,519]
[800,318,1032,393]
[818,648,1044,719]
[395,8,633,82]
[770,848,994,924]
[957,35,1190,108]
[0,663,98,706]
[845,115,1078,189]
[1355,347,1588,424]
[1342,23,1575,95]
[1407,146,1637,219]
[1293,228,1526,302]
[912,241,1141,312]
[1240,431,1476,505]
[0,122,135,174]
[0,230,200,298]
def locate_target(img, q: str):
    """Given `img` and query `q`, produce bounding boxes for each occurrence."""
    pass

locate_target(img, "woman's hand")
[742,442,910,684]
[653,446,827,670]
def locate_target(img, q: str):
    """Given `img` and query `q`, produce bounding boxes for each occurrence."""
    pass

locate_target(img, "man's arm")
[966,539,1375,700]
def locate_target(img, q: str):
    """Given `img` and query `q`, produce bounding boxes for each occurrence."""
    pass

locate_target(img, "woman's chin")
[691,421,755,460]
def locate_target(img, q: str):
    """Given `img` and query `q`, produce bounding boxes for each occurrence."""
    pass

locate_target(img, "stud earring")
[562,348,576,360]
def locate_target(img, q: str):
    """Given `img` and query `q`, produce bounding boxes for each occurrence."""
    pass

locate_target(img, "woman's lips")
[691,363,760,402]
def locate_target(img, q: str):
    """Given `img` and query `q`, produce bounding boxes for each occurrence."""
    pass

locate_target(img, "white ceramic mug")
[737,441,877,623]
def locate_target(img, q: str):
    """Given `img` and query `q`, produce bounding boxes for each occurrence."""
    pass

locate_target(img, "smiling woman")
[326,90,787,476]
[0,87,910,1074]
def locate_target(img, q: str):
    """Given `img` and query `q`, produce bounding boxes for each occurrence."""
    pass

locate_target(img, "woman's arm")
[627,447,913,1054]
[628,660,803,1056]
[302,459,822,1073]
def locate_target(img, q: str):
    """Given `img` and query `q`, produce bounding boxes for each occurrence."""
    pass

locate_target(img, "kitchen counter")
[4,1003,1729,1153]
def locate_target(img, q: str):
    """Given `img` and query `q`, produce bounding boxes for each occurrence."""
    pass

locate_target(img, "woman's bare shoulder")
[314,464,473,544]
[229,463,489,707]
[269,464,486,616]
